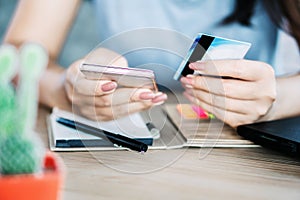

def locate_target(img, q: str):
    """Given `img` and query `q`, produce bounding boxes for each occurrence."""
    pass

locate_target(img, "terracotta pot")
[0,152,64,200]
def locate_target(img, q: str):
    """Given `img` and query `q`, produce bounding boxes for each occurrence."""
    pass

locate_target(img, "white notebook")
[47,108,154,151]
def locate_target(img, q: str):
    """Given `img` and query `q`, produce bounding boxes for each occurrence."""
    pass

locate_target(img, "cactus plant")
[0,43,48,175]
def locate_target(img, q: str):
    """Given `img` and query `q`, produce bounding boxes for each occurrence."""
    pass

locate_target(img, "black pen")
[56,117,148,153]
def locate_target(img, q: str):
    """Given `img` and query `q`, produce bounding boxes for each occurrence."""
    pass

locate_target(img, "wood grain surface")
[36,105,300,200]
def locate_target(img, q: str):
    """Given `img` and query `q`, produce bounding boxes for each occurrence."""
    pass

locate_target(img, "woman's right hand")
[180,59,276,128]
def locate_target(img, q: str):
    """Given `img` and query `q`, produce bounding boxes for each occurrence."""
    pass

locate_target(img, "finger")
[189,60,274,81]
[183,92,255,127]
[108,88,157,106]
[66,60,118,96]
[73,78,117,96]
[151,93,168,104]
[181,75,260,100]
[183,91,225,119]
[72,88,158,107]
[181,75,225,95]
[184,88,254,114]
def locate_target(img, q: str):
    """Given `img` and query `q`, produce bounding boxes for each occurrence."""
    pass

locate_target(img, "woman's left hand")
[180,59,276,128]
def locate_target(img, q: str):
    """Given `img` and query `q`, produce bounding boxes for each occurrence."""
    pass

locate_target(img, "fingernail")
[101,82,117,92]
[152,94,167,103]
[139,92,155,100]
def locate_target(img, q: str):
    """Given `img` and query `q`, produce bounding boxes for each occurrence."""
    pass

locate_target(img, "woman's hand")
[64,48,167,121]
[180,59,276,128]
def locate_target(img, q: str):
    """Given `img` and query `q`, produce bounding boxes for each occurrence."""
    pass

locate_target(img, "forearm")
[4,0,80,60]
[3,0,80,111]
[262,74,300,121]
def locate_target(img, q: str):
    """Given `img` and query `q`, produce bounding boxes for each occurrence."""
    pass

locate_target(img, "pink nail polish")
[101,82,117,92]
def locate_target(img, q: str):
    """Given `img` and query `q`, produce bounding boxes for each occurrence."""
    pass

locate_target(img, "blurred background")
[0,0,99,68]
[1,0,299,77]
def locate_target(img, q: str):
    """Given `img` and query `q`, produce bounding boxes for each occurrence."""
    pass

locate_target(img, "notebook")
[47,104,258,152]
[237,116,300,157]
[47,108,154,151]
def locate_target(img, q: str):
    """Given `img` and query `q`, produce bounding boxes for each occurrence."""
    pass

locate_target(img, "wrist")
[257,76,298,122]
[256,80,278,123]
[39,65,72,112]
[257,99,277,122]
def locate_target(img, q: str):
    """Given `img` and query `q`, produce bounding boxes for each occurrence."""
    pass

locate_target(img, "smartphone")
[80,63,158,91]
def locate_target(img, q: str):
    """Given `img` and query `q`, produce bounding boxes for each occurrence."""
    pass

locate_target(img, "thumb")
[74,78,117,96]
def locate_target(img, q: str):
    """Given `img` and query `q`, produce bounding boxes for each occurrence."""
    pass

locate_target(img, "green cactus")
[0,45,17,137]
[0,43,48,175]
[0,134,37,174]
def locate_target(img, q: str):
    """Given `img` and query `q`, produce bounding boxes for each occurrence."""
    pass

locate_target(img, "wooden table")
[36,106,300,200]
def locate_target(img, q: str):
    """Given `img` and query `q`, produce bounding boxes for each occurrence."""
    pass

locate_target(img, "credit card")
[173,33,251,80]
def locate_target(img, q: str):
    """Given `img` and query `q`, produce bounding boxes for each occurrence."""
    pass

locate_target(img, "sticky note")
[176,104,215,120]
[176,104,199,119]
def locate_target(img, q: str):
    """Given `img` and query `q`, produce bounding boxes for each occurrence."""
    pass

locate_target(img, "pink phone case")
[80,63,157,91]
